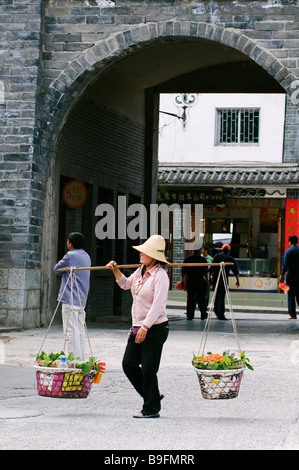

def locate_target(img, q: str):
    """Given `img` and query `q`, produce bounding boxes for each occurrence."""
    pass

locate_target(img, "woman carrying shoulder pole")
[106,235,170,419]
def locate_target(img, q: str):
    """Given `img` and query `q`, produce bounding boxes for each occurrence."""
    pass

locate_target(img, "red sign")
[62,179,87,209]
[285,199,299,251]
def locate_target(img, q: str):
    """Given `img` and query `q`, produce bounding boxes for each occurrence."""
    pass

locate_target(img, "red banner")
[285,199,299,251]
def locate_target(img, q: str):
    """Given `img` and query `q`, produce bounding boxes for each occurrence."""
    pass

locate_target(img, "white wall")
[158,93,286,164]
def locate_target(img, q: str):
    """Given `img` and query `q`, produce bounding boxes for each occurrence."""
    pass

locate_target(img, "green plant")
[192,350,254,371]
[36,351,102,376]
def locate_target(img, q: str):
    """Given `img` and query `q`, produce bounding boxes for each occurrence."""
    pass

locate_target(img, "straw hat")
[133,235,169,264]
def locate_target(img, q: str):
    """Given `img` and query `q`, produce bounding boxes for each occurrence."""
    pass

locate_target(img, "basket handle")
[197,262,242,357]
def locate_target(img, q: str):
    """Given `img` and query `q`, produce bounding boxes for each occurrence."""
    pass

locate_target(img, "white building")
[158,93,299,292]
[159,93,285,164]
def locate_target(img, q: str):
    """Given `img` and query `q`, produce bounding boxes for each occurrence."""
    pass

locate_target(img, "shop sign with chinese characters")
[63,179,87,209]
[285,199,299,251]
[157,188,225,207]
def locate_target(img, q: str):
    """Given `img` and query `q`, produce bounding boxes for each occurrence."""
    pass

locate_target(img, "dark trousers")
[214,286,226,319]
[122,321,169,415]
[186,282,207,320]
[288,286,299,318]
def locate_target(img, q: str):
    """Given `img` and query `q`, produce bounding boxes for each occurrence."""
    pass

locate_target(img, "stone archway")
[38,19,298,196]
[40,20,296,152]
[39,20,297,324]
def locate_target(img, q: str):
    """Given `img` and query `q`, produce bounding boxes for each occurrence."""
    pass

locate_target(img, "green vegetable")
[240,351,254,371]
[36,351,102,376]
[192,350,254,371]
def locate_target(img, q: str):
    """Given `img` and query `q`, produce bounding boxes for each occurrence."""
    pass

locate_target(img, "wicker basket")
[194,367,244,400]
[194,360,245,370]
[36,359,96,369]
[35,366,96,398]
[36,359,60,368]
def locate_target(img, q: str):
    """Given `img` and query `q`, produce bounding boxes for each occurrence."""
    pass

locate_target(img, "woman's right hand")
[106,260,117,270]
[106,260,122,279]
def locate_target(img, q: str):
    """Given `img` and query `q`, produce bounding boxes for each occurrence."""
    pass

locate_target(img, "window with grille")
[216,108,260,145]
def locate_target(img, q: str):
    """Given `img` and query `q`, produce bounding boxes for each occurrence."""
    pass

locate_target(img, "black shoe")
[218,316,228,321]
[201,314,207,320]
[133,411,160,419]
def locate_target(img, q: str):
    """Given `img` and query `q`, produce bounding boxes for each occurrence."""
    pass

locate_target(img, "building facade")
[158,92,299,290]
[159,162,299,291]
[1,0,299,328]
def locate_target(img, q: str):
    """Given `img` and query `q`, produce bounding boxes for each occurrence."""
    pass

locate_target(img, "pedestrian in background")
[54,232,91,360]
[201,244,213,311]
[201,244,213,262]
[106,235,169,419]
[209,244,239,321]
[181,243,208,320]
[279,235,299,319]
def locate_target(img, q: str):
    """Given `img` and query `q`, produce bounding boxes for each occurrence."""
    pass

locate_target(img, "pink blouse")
[116,264,169,328]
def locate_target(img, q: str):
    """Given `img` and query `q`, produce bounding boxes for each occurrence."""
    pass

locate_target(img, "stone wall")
[0,0,43,328]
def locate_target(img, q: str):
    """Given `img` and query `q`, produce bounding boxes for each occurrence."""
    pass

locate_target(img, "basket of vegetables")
[192,351,253,400]
[35,351,106,398]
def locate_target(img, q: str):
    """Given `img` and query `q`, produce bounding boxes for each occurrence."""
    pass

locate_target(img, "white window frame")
[215,108,260,145]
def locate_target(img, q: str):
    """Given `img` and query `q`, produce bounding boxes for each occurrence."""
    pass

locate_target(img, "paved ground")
[1,308,299,452]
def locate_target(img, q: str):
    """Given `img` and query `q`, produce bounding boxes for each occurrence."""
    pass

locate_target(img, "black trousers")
[288,285,299,318]
[122,321,169,415]
[186,282,207,320]
[214,286,226,319]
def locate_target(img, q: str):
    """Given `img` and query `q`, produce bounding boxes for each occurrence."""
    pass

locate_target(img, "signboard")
[285,198,299,251]
[62,179,87,209]
[157,188,225,207]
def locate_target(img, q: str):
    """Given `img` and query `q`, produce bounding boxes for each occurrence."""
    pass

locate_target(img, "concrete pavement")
[1,308,299,451]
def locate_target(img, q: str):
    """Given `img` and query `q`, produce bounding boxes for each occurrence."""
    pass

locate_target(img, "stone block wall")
[0,0,43,328]
[57,100,145,319]
[284,95,299,162]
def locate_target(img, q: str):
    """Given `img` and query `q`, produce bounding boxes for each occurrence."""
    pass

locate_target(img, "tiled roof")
[158,163,299,186]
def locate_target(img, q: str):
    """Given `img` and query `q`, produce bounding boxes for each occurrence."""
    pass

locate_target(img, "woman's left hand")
[135,327,148,344]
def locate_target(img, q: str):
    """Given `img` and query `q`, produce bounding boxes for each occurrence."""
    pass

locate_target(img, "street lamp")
[160,93,198,130]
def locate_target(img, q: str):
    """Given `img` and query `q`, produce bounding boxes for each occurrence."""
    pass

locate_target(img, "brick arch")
[40,20,297,161]
[51,21,295,116]
[38,19,298,328]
